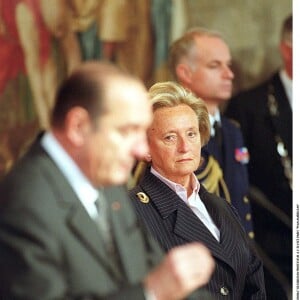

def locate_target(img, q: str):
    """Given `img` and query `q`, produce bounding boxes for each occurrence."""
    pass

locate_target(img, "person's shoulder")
[0,138,64,213]
[0,146,43,190]
[221,116,241,130]
[233,72,278,101]
[224,117,241,128]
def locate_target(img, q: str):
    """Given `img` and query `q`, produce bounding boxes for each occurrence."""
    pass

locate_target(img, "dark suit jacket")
[0,136,165,299]
[197,116,253,236]
[225,72,292,282]
[225,72,292,217]
[129,167,266,300]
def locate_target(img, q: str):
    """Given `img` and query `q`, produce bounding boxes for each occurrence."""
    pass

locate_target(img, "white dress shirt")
[151,167,220,241]
[209,109,221,137]
[41,132,99,219]
[279,69,292,110]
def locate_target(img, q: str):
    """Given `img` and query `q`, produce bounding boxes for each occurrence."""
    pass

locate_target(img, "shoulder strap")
[196,155,231,203]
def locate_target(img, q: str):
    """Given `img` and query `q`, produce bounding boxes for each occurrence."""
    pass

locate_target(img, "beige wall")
[186,1,292,94]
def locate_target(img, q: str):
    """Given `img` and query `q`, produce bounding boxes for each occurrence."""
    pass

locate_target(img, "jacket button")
[248,231,255,239]
[243,196,249,203]
[245,213,251,221]
[220,286,229,296]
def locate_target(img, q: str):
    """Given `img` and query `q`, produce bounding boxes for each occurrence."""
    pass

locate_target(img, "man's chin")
[222,90,232,100]
[112,172,130,186]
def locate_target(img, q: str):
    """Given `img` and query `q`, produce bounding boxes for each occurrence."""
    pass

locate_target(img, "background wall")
[186,0,292,94]
[0,1,293,178]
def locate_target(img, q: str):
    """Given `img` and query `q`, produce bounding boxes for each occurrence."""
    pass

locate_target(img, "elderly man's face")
[84,78,152,187]
[147,104,201,184]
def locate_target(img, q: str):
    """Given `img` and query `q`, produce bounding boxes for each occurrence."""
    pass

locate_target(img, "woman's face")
[147,104,201,183]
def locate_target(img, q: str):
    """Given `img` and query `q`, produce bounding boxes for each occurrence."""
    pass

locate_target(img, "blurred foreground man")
[0,61,214,299]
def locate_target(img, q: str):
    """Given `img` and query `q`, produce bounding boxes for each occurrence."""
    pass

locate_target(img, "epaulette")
[127,161,148,190]
[195,155,231,203]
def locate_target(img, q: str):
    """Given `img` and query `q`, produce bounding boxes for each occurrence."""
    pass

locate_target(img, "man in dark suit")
[0,61,215,299]
[225,14,292,300]
[169,28,254,239]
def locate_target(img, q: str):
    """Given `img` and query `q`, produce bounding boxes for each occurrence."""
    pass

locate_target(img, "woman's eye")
[187,131,196,138]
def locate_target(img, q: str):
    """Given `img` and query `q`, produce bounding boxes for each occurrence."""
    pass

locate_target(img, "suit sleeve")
[243,244,266,299]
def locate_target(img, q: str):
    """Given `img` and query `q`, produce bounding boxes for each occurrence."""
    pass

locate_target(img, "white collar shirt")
[209,110,221,137]
[279,69,292,110]
[151,167,220,241]
[41,132,99,219]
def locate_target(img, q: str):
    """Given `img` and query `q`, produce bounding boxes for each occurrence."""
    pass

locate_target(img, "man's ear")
[176,63,193,86]
[65,107,91,147]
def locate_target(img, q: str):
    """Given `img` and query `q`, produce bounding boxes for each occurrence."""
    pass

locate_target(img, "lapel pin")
[235,147,249,164]
[111,201,121,211]
[136,192,149,203]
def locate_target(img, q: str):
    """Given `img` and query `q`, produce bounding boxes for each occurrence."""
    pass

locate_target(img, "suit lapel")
[66,204,122,280]
[174,193,236,271]
[37,146,123,281]
[104,186,150,283]
[173,199,221,247]
[200,188,237,259]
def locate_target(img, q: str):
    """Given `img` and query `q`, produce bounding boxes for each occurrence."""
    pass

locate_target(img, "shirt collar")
[279,69,292,109]
[150,166,200,202]
[41,132,99,218]
[209,109,221,136]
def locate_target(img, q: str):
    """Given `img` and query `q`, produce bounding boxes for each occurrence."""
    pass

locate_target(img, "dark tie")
[213,121,224,168]
[213,121,223,149]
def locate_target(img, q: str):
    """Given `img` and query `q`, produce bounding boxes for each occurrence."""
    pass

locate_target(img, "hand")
[144,242,215,300]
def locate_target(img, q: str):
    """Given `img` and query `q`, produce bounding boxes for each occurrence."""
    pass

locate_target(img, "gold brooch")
[136,192,149,203]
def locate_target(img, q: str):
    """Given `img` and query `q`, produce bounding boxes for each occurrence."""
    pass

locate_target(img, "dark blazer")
[225,72,292,298]
[197,116,253,237]
[225,72,292,217]
[0,135,164,299]
[129,167,266,300]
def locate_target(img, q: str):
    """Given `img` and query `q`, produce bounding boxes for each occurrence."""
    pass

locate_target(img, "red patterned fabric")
[0,0,51,93]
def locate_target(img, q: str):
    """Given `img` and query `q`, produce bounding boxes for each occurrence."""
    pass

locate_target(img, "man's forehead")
[103,84,151,120]
[191,38,231,62]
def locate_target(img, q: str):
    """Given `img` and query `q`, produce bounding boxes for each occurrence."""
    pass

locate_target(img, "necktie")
[213,121,223,148]
[94,191,123,275]
[213,121,224,168]
[94,190,114,253]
